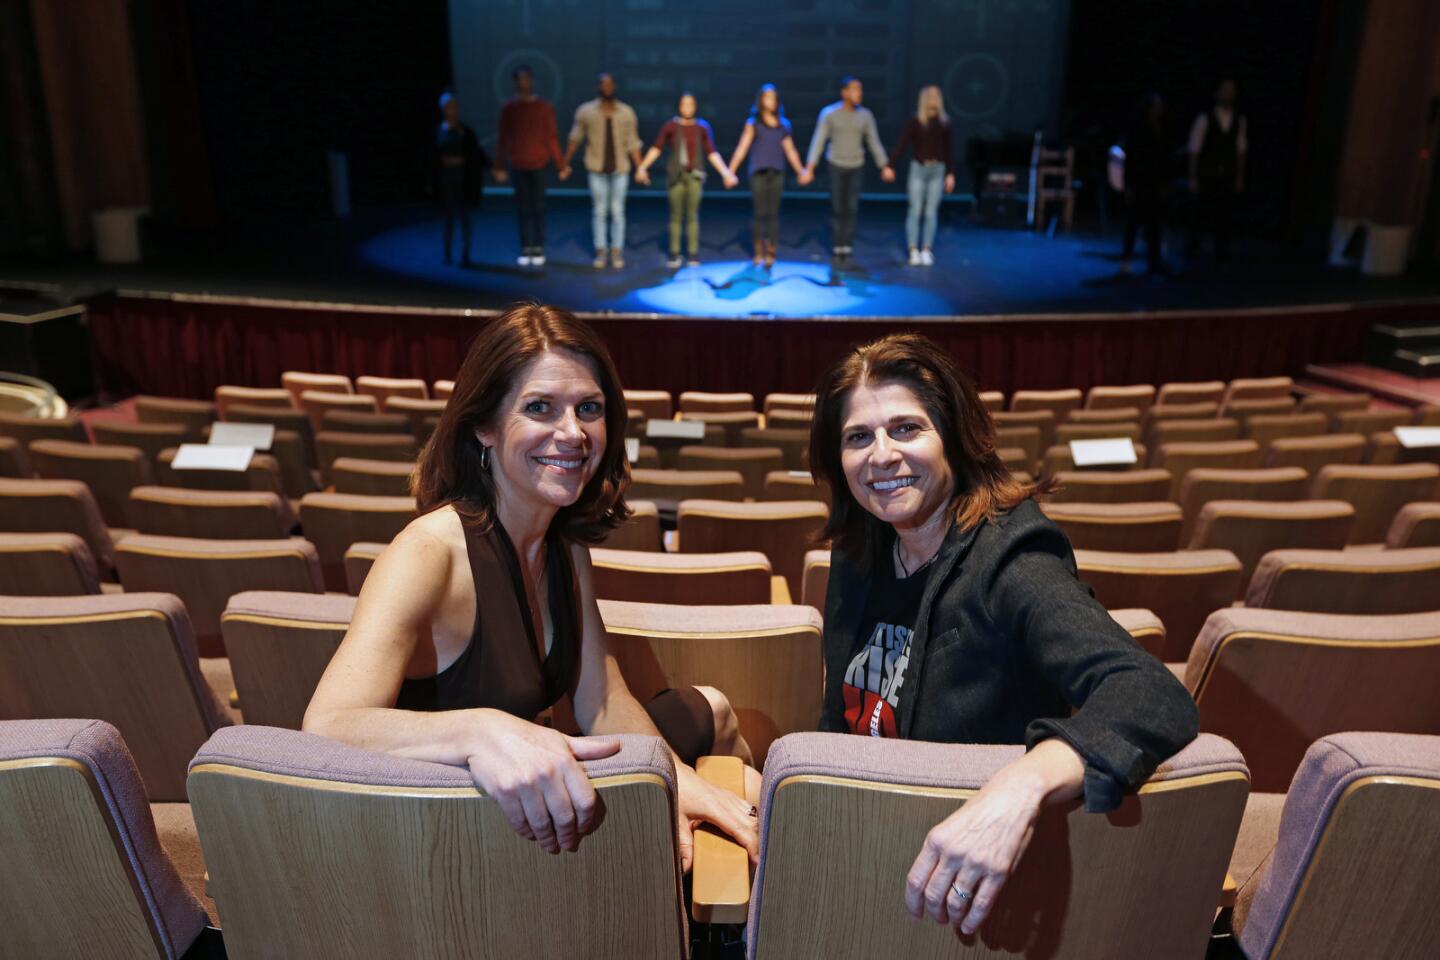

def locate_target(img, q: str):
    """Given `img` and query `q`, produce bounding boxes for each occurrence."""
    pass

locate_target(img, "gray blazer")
[819,498,1199,812]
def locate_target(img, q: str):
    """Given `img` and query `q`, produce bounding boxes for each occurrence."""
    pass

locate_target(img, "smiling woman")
[806,333,1198,936]
[302,303,761,871]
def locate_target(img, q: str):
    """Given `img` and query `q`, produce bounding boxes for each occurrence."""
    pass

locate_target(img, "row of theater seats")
[4,588,1440,957]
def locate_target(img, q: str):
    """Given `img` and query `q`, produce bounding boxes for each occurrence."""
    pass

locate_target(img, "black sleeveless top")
[394,519,581,718]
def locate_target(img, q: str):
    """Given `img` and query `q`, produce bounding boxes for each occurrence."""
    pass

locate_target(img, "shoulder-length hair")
[413,303,630,543]
[749,83,788,124]
[916,85,948,124]
[809,333,1049,557]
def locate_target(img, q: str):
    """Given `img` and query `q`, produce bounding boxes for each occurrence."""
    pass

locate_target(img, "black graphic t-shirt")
[842,559,934,737]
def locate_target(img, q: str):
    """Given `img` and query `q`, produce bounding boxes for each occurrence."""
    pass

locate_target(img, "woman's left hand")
[903,771,1046,935]
[673,762,760,872]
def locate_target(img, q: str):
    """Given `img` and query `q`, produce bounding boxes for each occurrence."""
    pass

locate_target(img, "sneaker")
[686,257,701,268]
[517,255,532,267]
[920,249,934,266]
[610,249,625,269]
[908,248,922,266]
[531,253,546,267]
[593,251,608,269]
[666,256,683,269]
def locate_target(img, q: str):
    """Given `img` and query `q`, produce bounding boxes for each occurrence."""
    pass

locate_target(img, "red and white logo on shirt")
[842,622,913,738]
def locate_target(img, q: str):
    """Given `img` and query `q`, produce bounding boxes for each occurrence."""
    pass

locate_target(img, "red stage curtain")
[87,293,1406,402]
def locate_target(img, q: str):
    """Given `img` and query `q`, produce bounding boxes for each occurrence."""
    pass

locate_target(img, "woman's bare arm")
[727,123,755,175]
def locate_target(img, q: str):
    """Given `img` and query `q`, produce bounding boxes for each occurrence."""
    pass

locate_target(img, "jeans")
[906,161,945,250]
[828,163,863,250]
[667,175,704,256]
[439,169,469,261]
[750,169,783,250]
[511,168,546,252]
[588,171,628,251]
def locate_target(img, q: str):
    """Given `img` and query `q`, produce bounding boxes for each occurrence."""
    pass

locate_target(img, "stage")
[8,193,1440,319]
[5,193,1439,403]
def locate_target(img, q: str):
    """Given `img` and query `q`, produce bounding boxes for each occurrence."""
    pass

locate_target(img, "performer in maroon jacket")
[494,65,568,267]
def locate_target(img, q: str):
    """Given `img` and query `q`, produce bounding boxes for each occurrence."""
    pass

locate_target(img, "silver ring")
[950,881,972,901]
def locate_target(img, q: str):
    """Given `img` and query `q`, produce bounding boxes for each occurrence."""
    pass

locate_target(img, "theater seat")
[1144,399,1223,429]
[1234,732,1440,959]
[740,427,809,471]
[116,534,325,657]
[1154,440,1264,499]
[677,445,784,499]
[600,599,822,766]
[331,457,415,497]
[1047,468,1173,503]
[223,401,317,463]
[679,390,755,414]
[1187,500,1355,591]
[0,477,120,576]
[157,447,288,499]
[355,375,428,403]
[628,469,745,508]
[1309,463,1440,544]
[0,593,232,800]
[0,532,101,595]
[1146,417,1241,451]
[214,384,294,418]
[1244,547,1440,614]
[1074,548,1244,660]
[1244,412,1326,447]
[761,470,820,501]
[1054,422,1142,444]
[1068,405,1143,424]
[1386,502,1440,548]
[130,485,296,540]
[1224,397,1297,429]
[1156,380,1226,406]
[90,419,190,468]
[677,499,828,599]
[1297,391,1370,420]
[1086,383,1154,414]
[623,388,673,420]
[221,590,355,729]
[1182,608,1440,793]
[28,438,153,528]
[1040,501,1182,552]
[742,733,1247,960]
[133,396,214,439]
[382,396,448,442]
[762,392,816,418]
[0,719,211,956]
[0,436,29,477]
[300,390,376,431]
[282,370,353,406]
[591,548,774,604]
[978,390,1005,412]
[0,410,88,445]
[598,500,662,552]
[299,492,418,591]
[1261,433,1366,475]
[1223,376,1293,406]
[313,430,416,484]
[1333,408,1412,436]
[1176,467,1310,544]
[680,410,763,445]
[432,378,455,399]
[341,542,385,594]
[993,409,1057,452]
[189,727,685,958]
[1010,388,1082,422]
[800,549,830,608]
[1042,441,1149,478]
[320,409,411,436]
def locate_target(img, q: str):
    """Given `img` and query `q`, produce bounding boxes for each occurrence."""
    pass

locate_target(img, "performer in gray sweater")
[804,75,894,264]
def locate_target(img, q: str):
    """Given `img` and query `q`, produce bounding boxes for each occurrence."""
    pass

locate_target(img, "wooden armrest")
[769,575,792,605]
[1219,871,1238,909]
[691,755,751,924]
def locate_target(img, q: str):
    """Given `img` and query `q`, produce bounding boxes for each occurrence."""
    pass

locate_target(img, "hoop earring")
[480,445,491,471]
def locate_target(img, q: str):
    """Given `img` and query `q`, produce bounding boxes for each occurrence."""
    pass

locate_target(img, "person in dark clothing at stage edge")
[1186,77,1247,265]
[805,76,894,266]
[1121,91,1173,276]
[434,91,490,267]
[494,66,567,268]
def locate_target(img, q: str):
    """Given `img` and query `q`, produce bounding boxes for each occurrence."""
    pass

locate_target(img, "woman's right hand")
[465,708,621,854]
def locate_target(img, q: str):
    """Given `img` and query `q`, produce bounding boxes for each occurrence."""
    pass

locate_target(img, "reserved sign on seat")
[1070,437,1138,467]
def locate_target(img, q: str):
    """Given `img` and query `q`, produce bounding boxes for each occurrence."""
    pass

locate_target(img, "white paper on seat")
[1070,438,1138,467]
[646,419,706,440]
[172,443,254,472]
[1395,426,1440,449]
[208,421,274,450]
[787,470,812,478]
[625,437,640,463]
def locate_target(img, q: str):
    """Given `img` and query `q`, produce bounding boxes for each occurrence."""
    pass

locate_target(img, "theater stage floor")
[5,194,1440,320]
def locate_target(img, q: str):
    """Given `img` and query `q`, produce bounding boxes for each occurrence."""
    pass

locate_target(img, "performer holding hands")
[635,92,737,268]
[727,84,809,269]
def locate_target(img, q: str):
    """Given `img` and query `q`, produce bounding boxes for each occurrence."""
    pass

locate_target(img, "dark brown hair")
[808,332,1050,556]
[413,303,630,542]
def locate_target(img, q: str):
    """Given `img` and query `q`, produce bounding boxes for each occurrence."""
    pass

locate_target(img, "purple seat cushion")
[0,719,208,957]
[1237,732,1440,959]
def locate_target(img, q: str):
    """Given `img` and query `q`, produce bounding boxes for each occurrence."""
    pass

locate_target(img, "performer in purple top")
[635,93,738,268]
[727,84,809,269]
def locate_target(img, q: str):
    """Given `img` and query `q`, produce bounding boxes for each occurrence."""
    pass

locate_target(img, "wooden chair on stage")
[1028,134,1075,232]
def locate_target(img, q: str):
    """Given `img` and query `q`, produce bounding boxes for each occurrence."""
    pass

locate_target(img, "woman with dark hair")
[305,303,758,868]
[1121,91,1173,275]
[727,84,809,269]
[807,333,1197,936]
[634,92,738,268]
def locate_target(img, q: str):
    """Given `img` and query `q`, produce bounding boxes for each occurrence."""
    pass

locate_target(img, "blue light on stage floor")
[627,261,951,316]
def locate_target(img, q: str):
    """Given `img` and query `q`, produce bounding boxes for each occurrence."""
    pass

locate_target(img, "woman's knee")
[694,684,740,749]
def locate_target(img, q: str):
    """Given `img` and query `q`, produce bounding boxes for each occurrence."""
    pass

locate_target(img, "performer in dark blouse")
[432,91,489,267]
[883,85,955,266]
